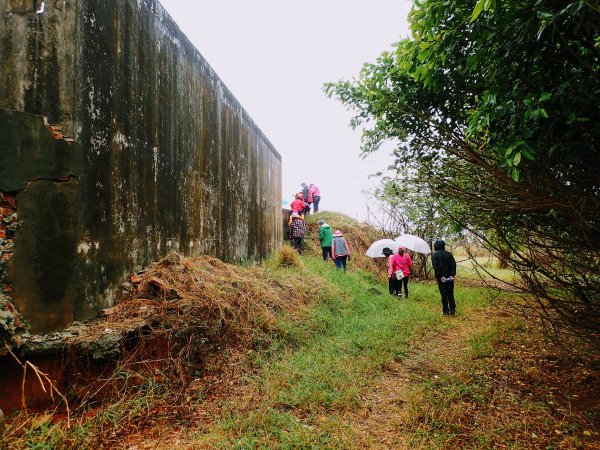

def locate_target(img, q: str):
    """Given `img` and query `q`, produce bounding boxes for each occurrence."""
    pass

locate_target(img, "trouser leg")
[322,246,331,260]
[438,280,449,314]
[292,237,302,252]
[388,277,395,295]
[402,276,409,297]
[313,196,320,212]
[447,280,455,312]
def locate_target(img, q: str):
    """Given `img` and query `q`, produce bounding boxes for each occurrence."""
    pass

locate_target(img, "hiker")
[318,219,333,260]
[310,184,321,212]
[383,247,397,295]
[301,182,312,215]
[431,240,457,316]
[290,193,306,214]
[289,212,306,253]
[390,246,412,298]
[331,230,351,271]
[288,210,304,227]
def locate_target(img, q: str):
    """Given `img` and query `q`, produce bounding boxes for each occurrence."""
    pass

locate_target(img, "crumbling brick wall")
[0,192,25,343]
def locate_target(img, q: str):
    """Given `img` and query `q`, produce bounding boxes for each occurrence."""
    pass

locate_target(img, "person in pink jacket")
[383,247,398,295]
[389,246,413,298]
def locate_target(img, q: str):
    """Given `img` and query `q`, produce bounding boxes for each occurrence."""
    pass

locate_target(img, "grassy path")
[180,256,503,448]
[9,247,596,449]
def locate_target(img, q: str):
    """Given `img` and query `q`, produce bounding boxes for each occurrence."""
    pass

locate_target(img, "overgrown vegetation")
[2,213,598,449]
[325,0,600,343]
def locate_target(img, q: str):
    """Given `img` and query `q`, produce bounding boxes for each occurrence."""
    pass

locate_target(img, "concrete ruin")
[0,0,282,335]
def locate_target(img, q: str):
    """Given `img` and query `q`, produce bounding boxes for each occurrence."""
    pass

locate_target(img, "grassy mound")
[304,211,386,275]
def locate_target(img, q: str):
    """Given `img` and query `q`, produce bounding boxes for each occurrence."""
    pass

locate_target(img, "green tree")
[367,170,461,278]
[326,0,600,340]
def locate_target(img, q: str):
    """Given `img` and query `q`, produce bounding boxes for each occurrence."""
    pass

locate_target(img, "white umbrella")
[394,234,431,254]
[365,239,400,258]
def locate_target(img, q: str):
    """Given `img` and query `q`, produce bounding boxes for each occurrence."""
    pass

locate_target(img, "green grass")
[11,247,589,450]
[456,256,517,282]
[199,254,491,447]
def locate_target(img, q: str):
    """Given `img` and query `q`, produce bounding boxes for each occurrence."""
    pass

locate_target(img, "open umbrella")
[394,234,431,254]
[365,239,400,258]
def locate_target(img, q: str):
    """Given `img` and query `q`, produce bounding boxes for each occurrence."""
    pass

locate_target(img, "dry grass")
[275,245,301,268]
[305,212,386,275]
[2,251,325,449]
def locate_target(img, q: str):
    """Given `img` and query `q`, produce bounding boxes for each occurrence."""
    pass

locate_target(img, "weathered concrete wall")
[0,0,282,333]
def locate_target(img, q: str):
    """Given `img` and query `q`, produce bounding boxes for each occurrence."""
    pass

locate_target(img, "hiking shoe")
[397,294,403,299]
[449,310,456,316]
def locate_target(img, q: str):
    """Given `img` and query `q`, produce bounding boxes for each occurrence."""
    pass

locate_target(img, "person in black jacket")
[431,240,457,316]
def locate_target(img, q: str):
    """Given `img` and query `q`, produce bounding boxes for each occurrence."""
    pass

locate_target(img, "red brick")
[130,273,142,284]
[3,193,15,208]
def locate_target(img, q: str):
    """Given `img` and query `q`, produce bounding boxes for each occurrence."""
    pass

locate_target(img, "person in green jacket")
[318,219,334,260]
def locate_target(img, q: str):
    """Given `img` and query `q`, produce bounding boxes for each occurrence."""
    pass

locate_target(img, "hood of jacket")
[320,223,331,230]
[434,240,446,251]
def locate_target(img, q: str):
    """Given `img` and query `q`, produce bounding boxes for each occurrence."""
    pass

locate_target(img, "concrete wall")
[0,0,282,333]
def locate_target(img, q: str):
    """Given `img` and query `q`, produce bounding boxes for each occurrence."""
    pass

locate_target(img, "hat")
[301,182,307,186]
[292,212,300,218]
[398,246,407,251]
[318,219,325,225]
[382,247,392,256]
[334,230,343,237]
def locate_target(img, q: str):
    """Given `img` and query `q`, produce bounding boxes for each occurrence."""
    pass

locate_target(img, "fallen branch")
[3,341,70,428]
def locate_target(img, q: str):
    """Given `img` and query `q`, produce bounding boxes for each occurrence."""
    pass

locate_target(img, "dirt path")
[342,307,501,449]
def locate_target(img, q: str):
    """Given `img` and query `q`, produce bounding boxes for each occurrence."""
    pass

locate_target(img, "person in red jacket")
[301,182,312,215]
[289,193,306,214]
[389,246,413,298]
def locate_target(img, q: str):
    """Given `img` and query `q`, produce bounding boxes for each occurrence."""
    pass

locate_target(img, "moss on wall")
[0,0,282,333]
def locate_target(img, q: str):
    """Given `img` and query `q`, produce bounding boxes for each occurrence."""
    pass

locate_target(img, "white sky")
[159,0,411,221]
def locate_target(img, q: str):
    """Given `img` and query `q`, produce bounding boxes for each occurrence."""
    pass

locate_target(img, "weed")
[275,245,301,268]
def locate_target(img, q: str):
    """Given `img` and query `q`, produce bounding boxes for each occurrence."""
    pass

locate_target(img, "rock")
[99,306,118,317]
[161,252,184,266]
[121,281,133,292]
[88,332,121,360]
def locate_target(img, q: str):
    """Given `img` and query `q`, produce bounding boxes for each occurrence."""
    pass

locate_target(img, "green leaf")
[513,152,522,165]
[521,146,535,161]
[417,49,431,61]
[540,92,551,102]
[539,108,548,119]
[511,168,520,182]
[471,0,486,22]
[537,11,554,20]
